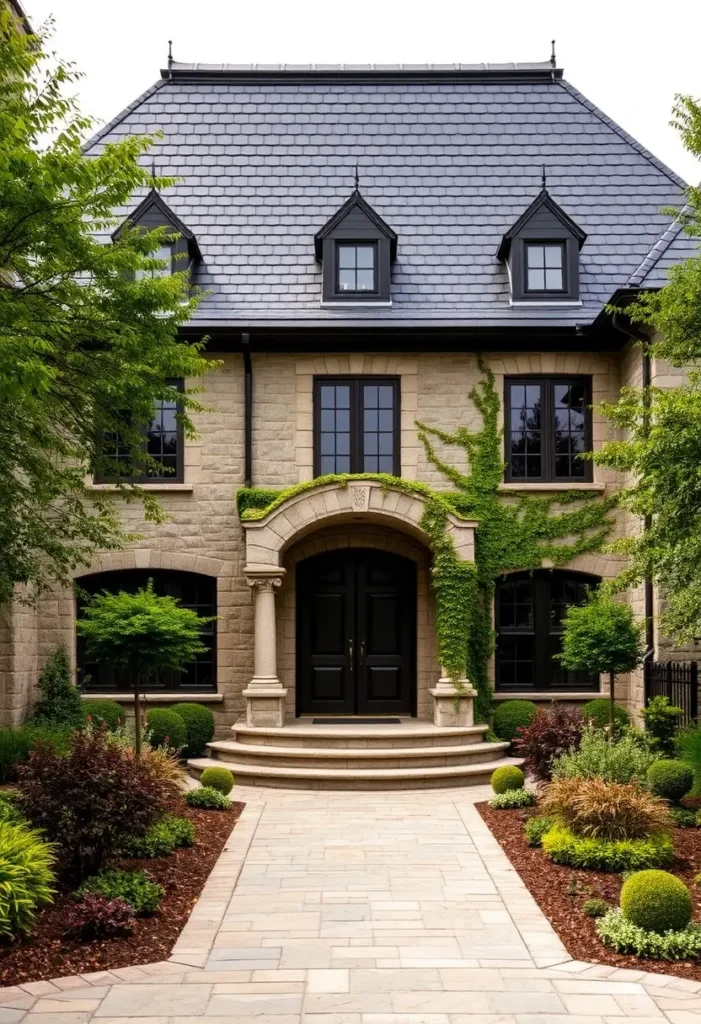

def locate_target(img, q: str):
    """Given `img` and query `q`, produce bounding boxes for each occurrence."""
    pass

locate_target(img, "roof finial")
[354,163,359,192]
[550,39,556,81]
[542,165,547,191]
[168,40,173,70]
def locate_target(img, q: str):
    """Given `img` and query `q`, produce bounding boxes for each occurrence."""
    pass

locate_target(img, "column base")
[429,677,477,728]
[243,686,288,728]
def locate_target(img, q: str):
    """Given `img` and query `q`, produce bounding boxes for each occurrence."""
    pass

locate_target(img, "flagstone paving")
[4,783,701,1023]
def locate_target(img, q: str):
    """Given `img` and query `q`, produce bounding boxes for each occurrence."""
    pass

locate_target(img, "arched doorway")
[296,548,416,716]
[495,569,601,693]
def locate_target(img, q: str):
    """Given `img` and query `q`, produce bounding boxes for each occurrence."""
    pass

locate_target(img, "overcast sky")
[23,0,701,185]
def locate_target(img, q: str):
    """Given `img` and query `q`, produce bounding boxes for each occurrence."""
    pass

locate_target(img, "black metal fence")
[644,660,699,727]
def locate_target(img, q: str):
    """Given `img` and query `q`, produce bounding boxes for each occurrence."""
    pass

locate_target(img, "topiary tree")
[76,581,213,757]
[32,645,84,728]
[559,593,644,737]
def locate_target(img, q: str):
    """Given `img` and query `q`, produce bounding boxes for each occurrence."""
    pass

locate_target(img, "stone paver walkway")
[3,783,701,1022]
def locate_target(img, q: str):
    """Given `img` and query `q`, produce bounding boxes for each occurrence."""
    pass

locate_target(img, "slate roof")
[84,63,694,330]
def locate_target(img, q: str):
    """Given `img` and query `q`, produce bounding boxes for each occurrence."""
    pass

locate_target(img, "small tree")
[32,644,84,727]
[558,592,645,736]
[76,581,211,756]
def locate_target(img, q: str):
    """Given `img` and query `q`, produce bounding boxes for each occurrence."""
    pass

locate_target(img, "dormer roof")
[314,189,398,261]
[497,188,587,262]
[112,189,202,263]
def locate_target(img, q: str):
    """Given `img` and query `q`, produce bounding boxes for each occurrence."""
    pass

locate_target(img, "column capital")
[244,567,286,591]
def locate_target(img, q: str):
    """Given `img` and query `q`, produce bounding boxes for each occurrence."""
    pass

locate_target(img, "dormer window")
[135,244,173,280]
[497,187,586,304]
[113,189,202,282]
[315,187,397,305]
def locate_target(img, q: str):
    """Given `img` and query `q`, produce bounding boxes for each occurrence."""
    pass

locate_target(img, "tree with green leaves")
[0,9,215,606]
[31,643,84,727]
[595,95,701,643]
[559,592,645,735]
[76,580,212,756]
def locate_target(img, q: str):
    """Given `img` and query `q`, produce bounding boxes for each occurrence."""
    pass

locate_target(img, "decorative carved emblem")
[348,484,370,513]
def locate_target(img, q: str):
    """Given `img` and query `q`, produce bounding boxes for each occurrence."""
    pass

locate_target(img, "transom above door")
[296,549,416,716]
[313,376,400,476]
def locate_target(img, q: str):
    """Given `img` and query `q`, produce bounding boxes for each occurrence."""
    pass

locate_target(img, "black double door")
[296,549,416,716]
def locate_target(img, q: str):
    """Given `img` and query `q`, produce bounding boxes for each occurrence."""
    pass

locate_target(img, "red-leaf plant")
[514,704,584,782]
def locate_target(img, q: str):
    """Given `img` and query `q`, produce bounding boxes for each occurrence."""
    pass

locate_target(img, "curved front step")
[187,755,523,790]
[232,722,489,749]
[206,738,510,770]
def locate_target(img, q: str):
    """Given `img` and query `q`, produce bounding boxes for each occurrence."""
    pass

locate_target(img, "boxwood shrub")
[647,760,694,803]
[491,766,524,794]
[581,698,629,732]
[170,703,215,757]
[200,766,234,795]
[493,701,538,742]
[621,870,692,933]
[81,699,124,732]
[146,709,187,752]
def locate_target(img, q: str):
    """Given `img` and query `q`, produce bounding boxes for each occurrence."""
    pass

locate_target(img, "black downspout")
[241,332,252,489]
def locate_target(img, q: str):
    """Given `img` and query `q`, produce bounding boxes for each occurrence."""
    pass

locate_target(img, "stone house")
[0,60,695,785]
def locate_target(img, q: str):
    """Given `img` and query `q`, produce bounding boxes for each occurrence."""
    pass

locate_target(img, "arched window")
[495,570,600,692]
[76,570,216,693]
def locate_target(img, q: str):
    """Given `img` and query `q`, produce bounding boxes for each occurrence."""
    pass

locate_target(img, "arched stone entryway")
[241,481,477,727]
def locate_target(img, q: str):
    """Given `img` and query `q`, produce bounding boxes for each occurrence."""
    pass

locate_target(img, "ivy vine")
[236,359,616,722]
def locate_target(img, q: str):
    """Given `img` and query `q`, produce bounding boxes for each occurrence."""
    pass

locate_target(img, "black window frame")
[504,375,593,484]
[334,241,378,296]
[96,378,185,484]
[524,241,567,295]
[495,569,601,693]
[313,376,401,477]
[77,569,217,694]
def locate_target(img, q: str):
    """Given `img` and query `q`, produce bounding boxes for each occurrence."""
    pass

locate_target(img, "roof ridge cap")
[627,213,688,287]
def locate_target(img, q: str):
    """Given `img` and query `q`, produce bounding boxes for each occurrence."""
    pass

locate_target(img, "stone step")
[187,755,523,790]
[205,738,510,769]
[232,722,490,749]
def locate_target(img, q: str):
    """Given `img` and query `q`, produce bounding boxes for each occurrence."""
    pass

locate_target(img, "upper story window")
[135,244,173,280]
[497,187,586,304]
[315,187,397,305]
[314,377,400,476]
[112,189,202,282]
[505,376,592,483]
[99,380,184,483]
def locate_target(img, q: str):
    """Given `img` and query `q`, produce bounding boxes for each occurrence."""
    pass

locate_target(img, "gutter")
[241,332,253,488]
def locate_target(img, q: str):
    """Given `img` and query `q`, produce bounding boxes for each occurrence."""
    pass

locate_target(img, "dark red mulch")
[477,800,701,982]
[0,801,244,986]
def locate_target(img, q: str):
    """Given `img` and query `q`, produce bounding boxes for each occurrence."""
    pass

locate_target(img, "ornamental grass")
[540,776,671,841]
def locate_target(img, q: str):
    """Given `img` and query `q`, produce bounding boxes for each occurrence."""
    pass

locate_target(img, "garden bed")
[478,801,701,981]
[0,801,244,985]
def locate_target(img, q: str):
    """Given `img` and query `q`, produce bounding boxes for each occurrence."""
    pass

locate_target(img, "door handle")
[348,638,354,671]
[360,641,365,666]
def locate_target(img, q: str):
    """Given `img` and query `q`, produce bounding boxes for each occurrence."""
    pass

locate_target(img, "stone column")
[430,666,478,728]
[242,569,287,727]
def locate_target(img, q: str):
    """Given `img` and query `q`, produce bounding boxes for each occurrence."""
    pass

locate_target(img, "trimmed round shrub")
[621,870,692,934]
[491,765,524,794]
[647,760,694,803]
[493,700,538,742]
[583,898,609,919]
[170,703,215,757]
[82,699,124,732]
[146,709,187,752]
[186,785,230,810]
[200,766,234,795]
[581,698,629,732]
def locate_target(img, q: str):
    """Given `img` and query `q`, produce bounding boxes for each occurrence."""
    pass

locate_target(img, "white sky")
[23,0,701,184]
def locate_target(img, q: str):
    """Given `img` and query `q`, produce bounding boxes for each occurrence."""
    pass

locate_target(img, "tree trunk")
[609,669,616,742]
[133,664,142,759]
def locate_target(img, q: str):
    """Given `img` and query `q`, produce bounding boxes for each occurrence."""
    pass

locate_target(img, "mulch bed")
[0,801,244,986]
[478,800,701,981]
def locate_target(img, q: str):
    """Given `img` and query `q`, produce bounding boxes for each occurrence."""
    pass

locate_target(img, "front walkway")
[3,784,700,1022]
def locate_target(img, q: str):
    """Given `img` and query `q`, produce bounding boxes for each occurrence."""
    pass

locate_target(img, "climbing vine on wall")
[236,360,616,722]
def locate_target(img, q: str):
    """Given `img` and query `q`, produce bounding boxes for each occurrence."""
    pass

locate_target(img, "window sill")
[509,299,582,307]
[493,691,602,701]
[88,483,193,493]
[320,300,392,308]
[499,482,605,492]
[81,692,223,703]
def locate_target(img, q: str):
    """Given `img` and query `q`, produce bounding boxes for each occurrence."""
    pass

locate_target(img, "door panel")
[296,549,415,716]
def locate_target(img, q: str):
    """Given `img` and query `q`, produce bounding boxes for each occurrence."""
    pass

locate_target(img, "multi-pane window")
[496,570,600,692]
[77,570,216,693]
[135,244,172,280]
[525,242,565,292]
[314,377,400,477]
[336,243,376,293]
[100,380,183,483]
[505,376,591,483]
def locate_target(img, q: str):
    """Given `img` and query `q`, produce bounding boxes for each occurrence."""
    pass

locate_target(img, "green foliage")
[0,819,55,939]
[200,767,234,795]
[77,868,163,915]
[488,788,536,809]
[621,870,692,933]
[236,488,287,518]
[32,645,84,728]
[0,724,73,784]
[583,898,609,919]
[0,790,27,826]
[597,908,701,959]
[186,785,231,810]
[677,726,701,796]
[524,815,553,847]
[551,725,657,785]
[641,697,685,757]
[647,760,694,803]
[0,12,216,603]
[122,814,194,858]
[493,701,538,742]
[669,807,700,828]
[542,826,673,872]
[146,709,187,752]
[581,699,629,733]
[81,699,124,732]
[170,703,215,757]
[490,765,524,794]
